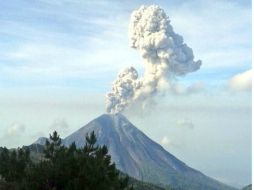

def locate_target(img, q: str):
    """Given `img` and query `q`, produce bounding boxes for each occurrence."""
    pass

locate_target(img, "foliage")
[0,131,133,190]
[241,184,252,190]
[0,147,30,183]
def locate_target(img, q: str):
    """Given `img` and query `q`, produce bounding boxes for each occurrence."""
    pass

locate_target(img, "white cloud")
[186,82,205,94]
[176,118,194,129]
[169,0,251,69]
[0,0,251,91]
[228,69,252,91]
[6,122,26,136]
[49,118,70,136]
[161,136,171,146]
[171,82,205,95]
[160,136,184,149]
[0,122,27,147]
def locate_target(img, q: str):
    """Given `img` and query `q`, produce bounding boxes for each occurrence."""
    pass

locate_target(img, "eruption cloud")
[106,5,202,114]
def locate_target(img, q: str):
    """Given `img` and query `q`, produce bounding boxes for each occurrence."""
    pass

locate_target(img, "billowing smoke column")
[106,5,202,114]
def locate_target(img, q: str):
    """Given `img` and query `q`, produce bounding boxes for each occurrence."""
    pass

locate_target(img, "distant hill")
[33,113,237,190]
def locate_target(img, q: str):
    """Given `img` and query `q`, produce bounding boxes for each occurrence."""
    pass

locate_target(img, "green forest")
[0,131,167,190]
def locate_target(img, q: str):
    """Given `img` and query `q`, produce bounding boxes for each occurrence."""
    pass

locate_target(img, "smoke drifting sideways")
[106,5,202,114]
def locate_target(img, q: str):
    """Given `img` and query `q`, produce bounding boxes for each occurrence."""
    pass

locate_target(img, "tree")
[0,147,10,180]
[23,131,133,190]
[0,146,48,189]
[0,147,30,183]
[44,131,62,160]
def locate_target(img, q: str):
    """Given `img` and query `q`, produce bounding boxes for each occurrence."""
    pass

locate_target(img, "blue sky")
[0,0,251,90]
[0,0,252,188]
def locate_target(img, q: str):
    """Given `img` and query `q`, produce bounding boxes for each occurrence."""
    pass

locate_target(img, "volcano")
[35,114,236,190]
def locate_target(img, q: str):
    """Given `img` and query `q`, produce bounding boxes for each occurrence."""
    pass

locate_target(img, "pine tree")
[44,131,62,160]
[0,146,31,188]
[1,131,134,190]
[0,147,10,180]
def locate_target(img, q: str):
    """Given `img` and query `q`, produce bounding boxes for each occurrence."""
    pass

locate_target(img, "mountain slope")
[35,114,236,190]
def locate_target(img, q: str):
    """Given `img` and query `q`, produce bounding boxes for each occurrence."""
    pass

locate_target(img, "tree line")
[0,131,133,190]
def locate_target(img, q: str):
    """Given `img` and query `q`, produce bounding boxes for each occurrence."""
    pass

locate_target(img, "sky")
[0,0,252,188]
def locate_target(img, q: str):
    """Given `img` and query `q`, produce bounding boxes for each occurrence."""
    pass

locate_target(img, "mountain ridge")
[34,113,237,190]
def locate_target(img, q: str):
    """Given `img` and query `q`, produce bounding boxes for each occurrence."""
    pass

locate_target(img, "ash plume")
[106,5,202,114]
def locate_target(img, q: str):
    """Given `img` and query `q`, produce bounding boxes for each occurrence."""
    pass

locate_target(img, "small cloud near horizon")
[49,118,70,137]
[160,135,185,150]
[176,118,194,129]
[6,122,26,137]
[228,69,252,92]
[0,122,26,147]
[161,136,171,147]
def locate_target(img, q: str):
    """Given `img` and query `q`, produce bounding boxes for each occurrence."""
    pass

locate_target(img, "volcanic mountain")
[34,114,236,190]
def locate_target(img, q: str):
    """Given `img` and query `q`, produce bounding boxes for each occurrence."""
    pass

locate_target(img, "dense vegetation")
[241,184,252,190]
[0,131,133,190]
